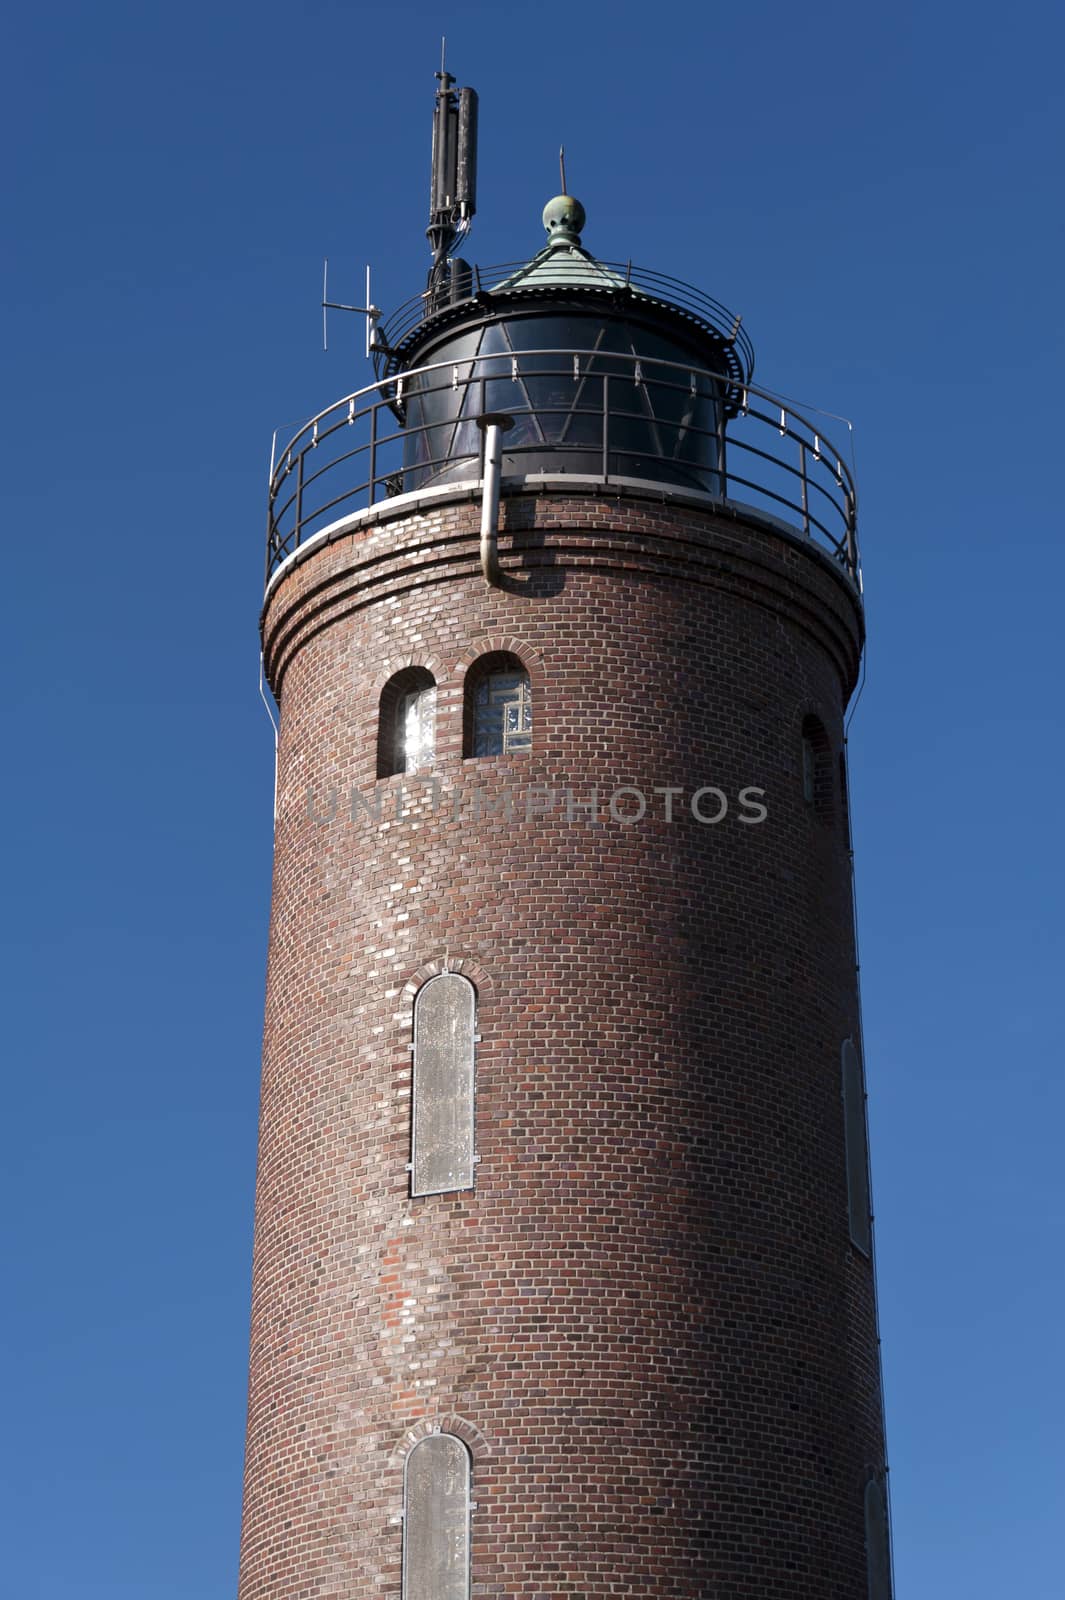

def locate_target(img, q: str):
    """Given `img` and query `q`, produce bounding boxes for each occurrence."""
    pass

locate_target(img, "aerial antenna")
[559,146,567,196]
[321,260,383,359]
[427,53,478,292]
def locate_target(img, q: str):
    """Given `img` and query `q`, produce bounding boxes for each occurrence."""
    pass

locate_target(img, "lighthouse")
[239,65,893,1600]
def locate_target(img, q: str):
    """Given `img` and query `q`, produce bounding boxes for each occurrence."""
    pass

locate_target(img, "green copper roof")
[491,194,630,294]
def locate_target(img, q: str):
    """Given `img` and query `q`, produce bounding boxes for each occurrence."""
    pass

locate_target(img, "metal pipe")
[476,413,514,586]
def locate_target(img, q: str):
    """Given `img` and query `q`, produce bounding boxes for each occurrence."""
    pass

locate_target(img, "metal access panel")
[411,974,476,1196]
[403,1434,472,1600]
[842,1039,872,1255]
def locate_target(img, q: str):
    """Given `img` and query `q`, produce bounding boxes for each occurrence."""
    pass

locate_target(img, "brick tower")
[239,68,893,1600]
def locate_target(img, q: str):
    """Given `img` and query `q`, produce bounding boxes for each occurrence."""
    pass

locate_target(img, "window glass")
[379,669,436,779]
[399,684,436,774]
[802,735,816,803]
[473,670,532,756]
[801,715,833,821]
[401,312,725,492]
[402,326,486,483]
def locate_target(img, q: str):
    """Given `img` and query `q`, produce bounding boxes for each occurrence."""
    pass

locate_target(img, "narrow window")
[378,668,437,778]
[842,1038,872,1255]
[801,714,833,822]
[802,734,816,803]
[403,1434,472,1600]
[840,750,852,849]
[864,1474,893,1599]
[464,652,532,757]
[411,974,476,1196]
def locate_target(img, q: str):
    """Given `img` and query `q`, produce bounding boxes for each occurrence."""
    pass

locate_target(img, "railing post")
[368,401,377,507]
[479,377,488,474]
[295,449,305,551]
[799,441,809,535]
[717,393,728,498]
[601,374,610,482]
[846,490,858,578]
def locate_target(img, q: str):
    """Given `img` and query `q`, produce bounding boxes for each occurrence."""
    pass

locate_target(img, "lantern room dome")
[374,195,756,391]
[490,196,630,295]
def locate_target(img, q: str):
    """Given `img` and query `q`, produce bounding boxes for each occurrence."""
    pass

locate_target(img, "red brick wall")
[239,485,883,1598]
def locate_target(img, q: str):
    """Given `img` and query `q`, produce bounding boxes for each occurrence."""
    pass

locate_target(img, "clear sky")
[3,2,1062,1595]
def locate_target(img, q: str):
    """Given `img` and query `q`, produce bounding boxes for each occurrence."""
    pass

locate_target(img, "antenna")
[456,88,478,217]
[559,145,567,196]
[322,260,383,359]
[426,56,478,290]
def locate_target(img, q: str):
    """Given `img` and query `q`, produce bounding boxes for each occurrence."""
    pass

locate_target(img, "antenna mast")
[427,42,478,292]
[321,261,382,359]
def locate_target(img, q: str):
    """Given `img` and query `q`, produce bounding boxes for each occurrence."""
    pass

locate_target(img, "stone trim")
[390,1414,492,1469]
[402,955,493,1000]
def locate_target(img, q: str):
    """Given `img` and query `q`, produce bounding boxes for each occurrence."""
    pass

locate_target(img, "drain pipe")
[476,412,514,586]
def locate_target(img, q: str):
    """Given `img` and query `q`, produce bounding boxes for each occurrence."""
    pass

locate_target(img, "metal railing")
[374,259,757,385]
[266,350,858,590]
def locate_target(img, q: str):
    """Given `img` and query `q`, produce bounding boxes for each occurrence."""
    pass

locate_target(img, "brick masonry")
[238,484,884,1598]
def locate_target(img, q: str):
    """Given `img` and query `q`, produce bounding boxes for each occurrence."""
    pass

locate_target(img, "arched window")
[841,1038,872,1256]
[463,652,532,758]
[411,974,477,1196]
[801,714,833,822]
[864,1474,893,1599]
[403,1433,472,1600]
[378,668,437,778]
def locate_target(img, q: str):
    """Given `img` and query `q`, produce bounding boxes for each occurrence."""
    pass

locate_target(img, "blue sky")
[3,2,1063,1594]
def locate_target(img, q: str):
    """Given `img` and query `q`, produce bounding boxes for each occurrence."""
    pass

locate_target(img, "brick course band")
[261,487,863,698]
[239,484,884,1598]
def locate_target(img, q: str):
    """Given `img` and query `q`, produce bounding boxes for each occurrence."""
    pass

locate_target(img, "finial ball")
[542,194,586,240]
